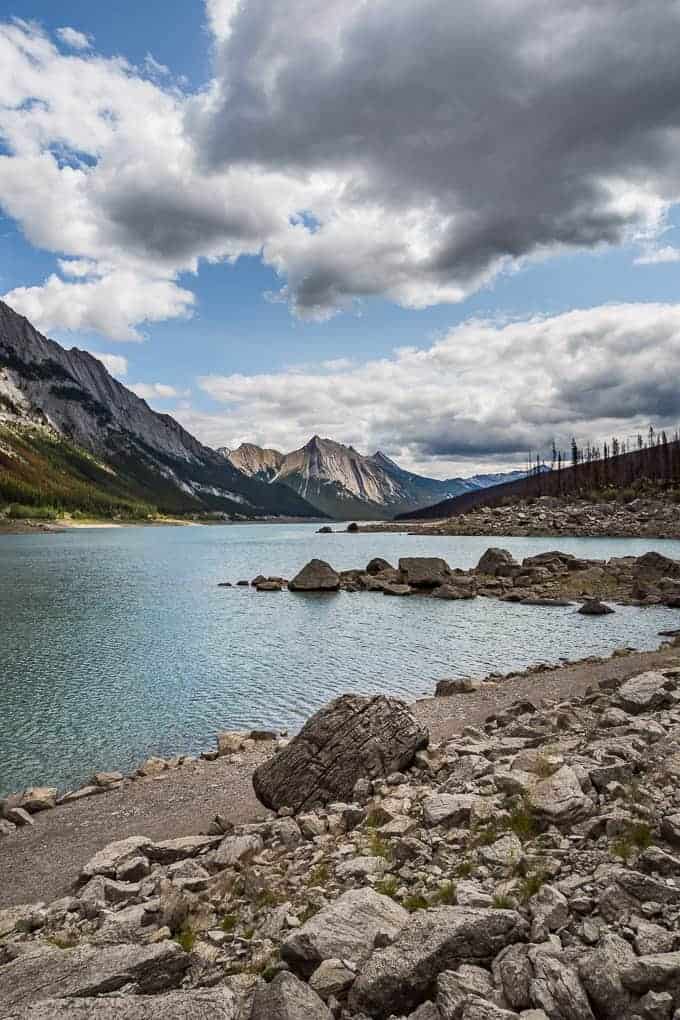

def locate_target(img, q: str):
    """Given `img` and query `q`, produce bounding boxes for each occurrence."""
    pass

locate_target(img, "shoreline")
[0,514,329,536]
[2,636,679,909]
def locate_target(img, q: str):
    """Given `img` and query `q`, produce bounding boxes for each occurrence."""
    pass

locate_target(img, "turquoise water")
[1,523,679,796]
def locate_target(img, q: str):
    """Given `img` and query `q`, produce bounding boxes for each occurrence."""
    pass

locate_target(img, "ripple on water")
[1,523,678,794]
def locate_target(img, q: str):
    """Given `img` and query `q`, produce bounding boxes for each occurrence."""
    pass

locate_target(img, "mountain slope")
[224,437,532,520]
[0,301,321,519]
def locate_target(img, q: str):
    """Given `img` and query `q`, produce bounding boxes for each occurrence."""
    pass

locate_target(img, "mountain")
[223,436,533,520]
[0,301,321,519]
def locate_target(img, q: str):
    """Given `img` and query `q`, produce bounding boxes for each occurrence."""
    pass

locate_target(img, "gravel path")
[1,643,678,910]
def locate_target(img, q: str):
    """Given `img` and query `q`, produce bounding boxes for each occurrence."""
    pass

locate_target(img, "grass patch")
[375,876,399,898]
[173,923,196,953]
[368,831,392,860]
[492,894,513,909]
[403,894,428,913]
[221,914,237,933]
[308,861,330,885]
[256,889,284,909]
[298,904,320,924]
[365,810,384,829]
[434,880,457,905]
[508,801,539,842]
[456,857,474,878]
[518,871,546,903]
[611,821,654,862]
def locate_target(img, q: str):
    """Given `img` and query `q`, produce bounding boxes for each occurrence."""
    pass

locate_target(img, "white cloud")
[188,303,680,475]
[87,351,128,376]
[130,382,187,400]
[2,7,680,339]
[56,26,92,50]
[635,245,680,265]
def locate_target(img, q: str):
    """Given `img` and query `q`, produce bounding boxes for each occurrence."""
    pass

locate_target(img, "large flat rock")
[1,988,237,1020]
[0,941,188,1010]
[282,888,408,976]
[349,906,527,1017]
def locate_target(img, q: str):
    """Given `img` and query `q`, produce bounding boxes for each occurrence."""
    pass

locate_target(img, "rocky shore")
[2,642,680,1018]
[360,494,680,540]
[242,547,680,609]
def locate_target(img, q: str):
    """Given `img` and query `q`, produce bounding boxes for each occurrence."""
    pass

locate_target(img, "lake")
[1,522,679,796]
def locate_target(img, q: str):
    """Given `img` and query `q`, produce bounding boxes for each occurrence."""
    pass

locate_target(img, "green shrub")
[174,923,196,952]
[403,894,428,913]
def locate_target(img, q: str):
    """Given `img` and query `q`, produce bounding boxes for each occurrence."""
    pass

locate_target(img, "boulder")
[382,583,412,596]
[432,583,477,600]
[436,678,482,696]
[633,551,680,580]
[349,906,528,1017]
[251,971,332,1020]
[1,989,238,1020]
[398,557,451,588]
[578,933,636,1020]
[252,694,428,812]
[317,526,333,534]
[475,549,517,576]
[19,787,57,813]
[422,793,482,827]
[366,558,394,575]
[616,671,676,714]
[289,560,340,592]
[309,958,356,1001]
[80,837,153,880]
[256,580,283,591]
[0,941,189,1010]
[530,953,595,1020]
[212,833,263,868]
[577,599,615,615]
[527,765,592,826]
[281,888,408,976]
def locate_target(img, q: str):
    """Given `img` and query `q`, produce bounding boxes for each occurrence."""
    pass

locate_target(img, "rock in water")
[252,694,428,812]
[577,598,615,615]
[398,557,451,588]
[475,548,517,575]
[289,559,340,592]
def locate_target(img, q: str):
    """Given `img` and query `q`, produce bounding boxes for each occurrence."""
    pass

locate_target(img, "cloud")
[56,26,92,50]
[3,6,680,337]
[129,382,187,400]
[189,303,680,475]
[635,245,680,265]
[87,351,128,376]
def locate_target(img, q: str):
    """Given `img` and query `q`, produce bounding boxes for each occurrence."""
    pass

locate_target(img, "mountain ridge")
[222,436,533,520]
[0,301,322,519]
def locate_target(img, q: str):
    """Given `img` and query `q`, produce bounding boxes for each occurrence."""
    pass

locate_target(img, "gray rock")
[577,599,615,615]
[578,933,635,1020]
[436,678,483,696]
[366,558,394,575]
[250,971,332,1019]
[336,855,386,881]
[349,906,528,1017]
[528,885,569,936]
[621,951,680,992]
[0,989,238,1020]
[462,1002,519,1020]
[253,694,428,812]
[282,888,408,976]
[423,794,481,828]
[212,833,263,868]
[493,944,533,1011]
[527,766,592,826]
[616,672,676,714]
[382,583,413,596]
[398,557,452,588]
[308,958,356,1001]
[147,836,220,864]
[530,953,595,1020]
[289,560,340,592]
[476,549,517,576]
[0,941,189,1010]
[19,787,58,813]
[661,813,680,848]
[80,837,153,880]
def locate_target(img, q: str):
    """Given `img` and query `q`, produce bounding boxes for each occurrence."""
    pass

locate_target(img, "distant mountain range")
[0,301,320,519]
[0,299,533,521]
[220,437,532,520]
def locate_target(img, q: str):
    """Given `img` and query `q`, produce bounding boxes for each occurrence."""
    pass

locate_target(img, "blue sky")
[2,2,680,473]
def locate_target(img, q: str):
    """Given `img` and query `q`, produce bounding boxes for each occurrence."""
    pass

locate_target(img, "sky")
[2,1,680,477]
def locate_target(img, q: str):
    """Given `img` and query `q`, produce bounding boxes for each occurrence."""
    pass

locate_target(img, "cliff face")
[0,301,320,518]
